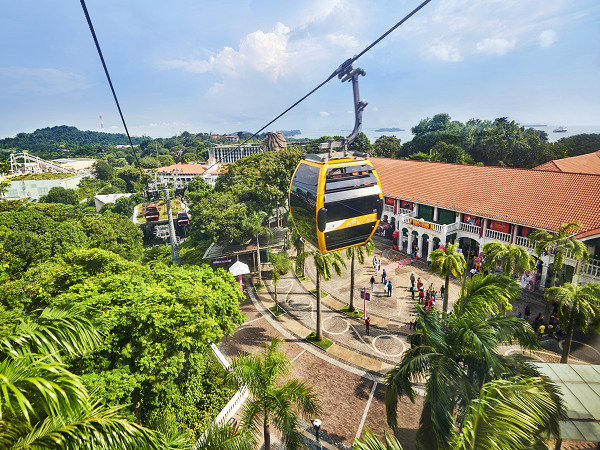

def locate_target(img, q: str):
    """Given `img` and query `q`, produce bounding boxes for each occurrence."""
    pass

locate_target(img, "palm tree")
[0,307,175,449]
[450,376,565,450]
[227,337,320,450]
[529,221,589,288]
[545,282,600,363]
[357,376,565,450]
[481,241,535,277]
[385,275,553,449]
[268,249,293,312]
[243,211,273,288]
[346,239,374,312]
[307,250,347,341]
[428,243,466,313]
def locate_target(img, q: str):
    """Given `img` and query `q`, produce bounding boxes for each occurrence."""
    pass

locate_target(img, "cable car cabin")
[289,155,383,254]
[144,204,160,222]
[176,210,189,226]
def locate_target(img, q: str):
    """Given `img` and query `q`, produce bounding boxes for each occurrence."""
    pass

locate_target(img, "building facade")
[370,158,600,291]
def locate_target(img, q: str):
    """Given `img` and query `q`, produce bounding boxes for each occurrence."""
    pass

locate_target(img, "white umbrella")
[229,261,250,276]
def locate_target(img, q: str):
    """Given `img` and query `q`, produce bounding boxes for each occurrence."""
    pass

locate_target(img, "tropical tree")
[545,282,600,363]
[269,249,293,312]
[0,307,178,449]
[481,241,535,277]
[384,275,559,449]
[227,337,320,450]
[352,428,404,450]
[450,376,564,450]
[346,239,374,312]
[307,250,347,341]
[284,211,308,278]
[428,243,467,313]
[243,210,273,287]
[528,221,589,288]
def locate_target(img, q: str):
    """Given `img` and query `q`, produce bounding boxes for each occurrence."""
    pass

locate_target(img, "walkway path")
[219,236,600,449]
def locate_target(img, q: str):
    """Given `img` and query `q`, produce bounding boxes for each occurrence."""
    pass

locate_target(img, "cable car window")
[325,193,380,222]
[289,163,320,247]
[325,223,376,251]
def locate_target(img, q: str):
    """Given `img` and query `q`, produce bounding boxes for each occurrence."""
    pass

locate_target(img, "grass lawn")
[255,282,266,291]
[306,332,333,351]
[309,288,328,298]
[297,274,309,282]
[269,305,286,317]
[136,198,182,223]
[340,305,364,319]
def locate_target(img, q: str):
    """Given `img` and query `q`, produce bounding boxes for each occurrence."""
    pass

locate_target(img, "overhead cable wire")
[80,0,142,169]
[238,0,432,147]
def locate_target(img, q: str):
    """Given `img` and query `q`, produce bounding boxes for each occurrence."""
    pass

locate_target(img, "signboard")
[213,258,232,264]
[360,289,371,301]
[409,218,432,230]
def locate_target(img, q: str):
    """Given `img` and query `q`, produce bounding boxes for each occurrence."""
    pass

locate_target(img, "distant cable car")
[288,62,383,254]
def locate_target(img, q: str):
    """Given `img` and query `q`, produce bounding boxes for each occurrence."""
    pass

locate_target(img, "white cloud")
[539,30,557,48]
[0,67,89,95]
[320,111,330,117]
[159,22,291,81]
[428,42,463,62]
[475,38,517,56]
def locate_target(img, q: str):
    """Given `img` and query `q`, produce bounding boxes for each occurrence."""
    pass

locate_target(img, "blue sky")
[1,0,599,142]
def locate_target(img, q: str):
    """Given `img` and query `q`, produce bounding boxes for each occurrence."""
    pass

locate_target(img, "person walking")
[418,287,425,304]
[372,256,377,269]
[440,285,445,297]
[365,317,371,336]
[377,262,381,275]
[524,305,531,320]
[387,280,393,297]
[409,313,417,330]
[370,275,375,291]
[410,273,415,287]
[410,285,415,300]
[417,277,423,291]
[381,269,387,284]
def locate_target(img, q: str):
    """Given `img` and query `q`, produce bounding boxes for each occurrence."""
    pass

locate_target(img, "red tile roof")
[157,162,207,175]
[370,158,600,236]
[533,150,600,175]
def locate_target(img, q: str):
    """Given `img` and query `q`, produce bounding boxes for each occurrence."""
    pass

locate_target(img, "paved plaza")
[219,236,600,449]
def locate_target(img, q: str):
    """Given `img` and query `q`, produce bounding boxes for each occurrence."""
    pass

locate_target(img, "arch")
[421,234,430,240]
[402,227,409,236]
[412,230,419,236]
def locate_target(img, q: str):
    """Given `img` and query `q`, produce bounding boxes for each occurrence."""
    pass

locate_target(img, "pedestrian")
[470,267,477,279]
[538,323,546,337]
[517,311,522,319]
[440,285,445,297]
[410,273,415,287]
[410,285,415,300]
[410,250,415,263]
[524,305,531,320]
[418,287,424,304]
[417,277,423,290]
[377,262,381,275]
[373,256,377,269]
[381,269,387,284]
[409,313,417,330]
[370,275,375,291]
[428,283,435,293]
[365,316,371,336]
[387,280,393,297]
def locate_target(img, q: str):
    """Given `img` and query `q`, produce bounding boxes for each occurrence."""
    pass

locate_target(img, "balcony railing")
[460,223,481,235]
[582,258,600,279]
[398,207,417,217]
[401,216,460,236]
[485,229,511,242]
[515,235,535,249]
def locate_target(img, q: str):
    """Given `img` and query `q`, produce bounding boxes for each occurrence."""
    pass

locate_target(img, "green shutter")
[419,205,434,222]
[437,208,455,224]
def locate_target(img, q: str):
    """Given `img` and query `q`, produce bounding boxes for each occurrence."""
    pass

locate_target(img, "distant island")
[375,127,404,132]
[278,130,301,137]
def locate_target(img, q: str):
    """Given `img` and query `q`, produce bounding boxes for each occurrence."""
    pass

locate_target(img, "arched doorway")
[421,234,430,259]
[459,237,480,268]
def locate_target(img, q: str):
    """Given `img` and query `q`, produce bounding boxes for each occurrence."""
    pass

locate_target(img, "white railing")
[445,222,461,233]
[485,229,511,242]
[515,235,535,249]
[383,204,394,213]
[193,343,249,450]
[398,208,417,217]
[582,258,600,279]
[460,223,481,235]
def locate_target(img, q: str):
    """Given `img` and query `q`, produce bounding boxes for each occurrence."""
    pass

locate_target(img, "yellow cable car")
[289,154,383,254]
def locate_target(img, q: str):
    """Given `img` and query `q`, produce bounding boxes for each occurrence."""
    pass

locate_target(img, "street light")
[312,418,321,443]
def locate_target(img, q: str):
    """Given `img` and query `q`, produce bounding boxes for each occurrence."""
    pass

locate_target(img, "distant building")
[155,160,224,188]
[3,174,88,201]
[93,193,133,212]
[226,135,240,142]
[52,158,96,172]
[209,143,263,164]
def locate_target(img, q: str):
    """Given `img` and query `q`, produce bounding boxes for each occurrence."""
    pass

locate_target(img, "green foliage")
[9,172,74,181]
[429,243,467,312]
[384,275,561,449]
[482,241,535,277]
[228,337,321,450]
[113,195,135,218]
[92,159,116,181]
[371,135,402,158]
[38,187,79,205]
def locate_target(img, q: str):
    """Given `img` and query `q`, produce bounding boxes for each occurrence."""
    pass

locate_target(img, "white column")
[417,236,423,258]
[539,263,549,291]
[407,234,413,254]
[433,207,439,222]
[398,232,404,251]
